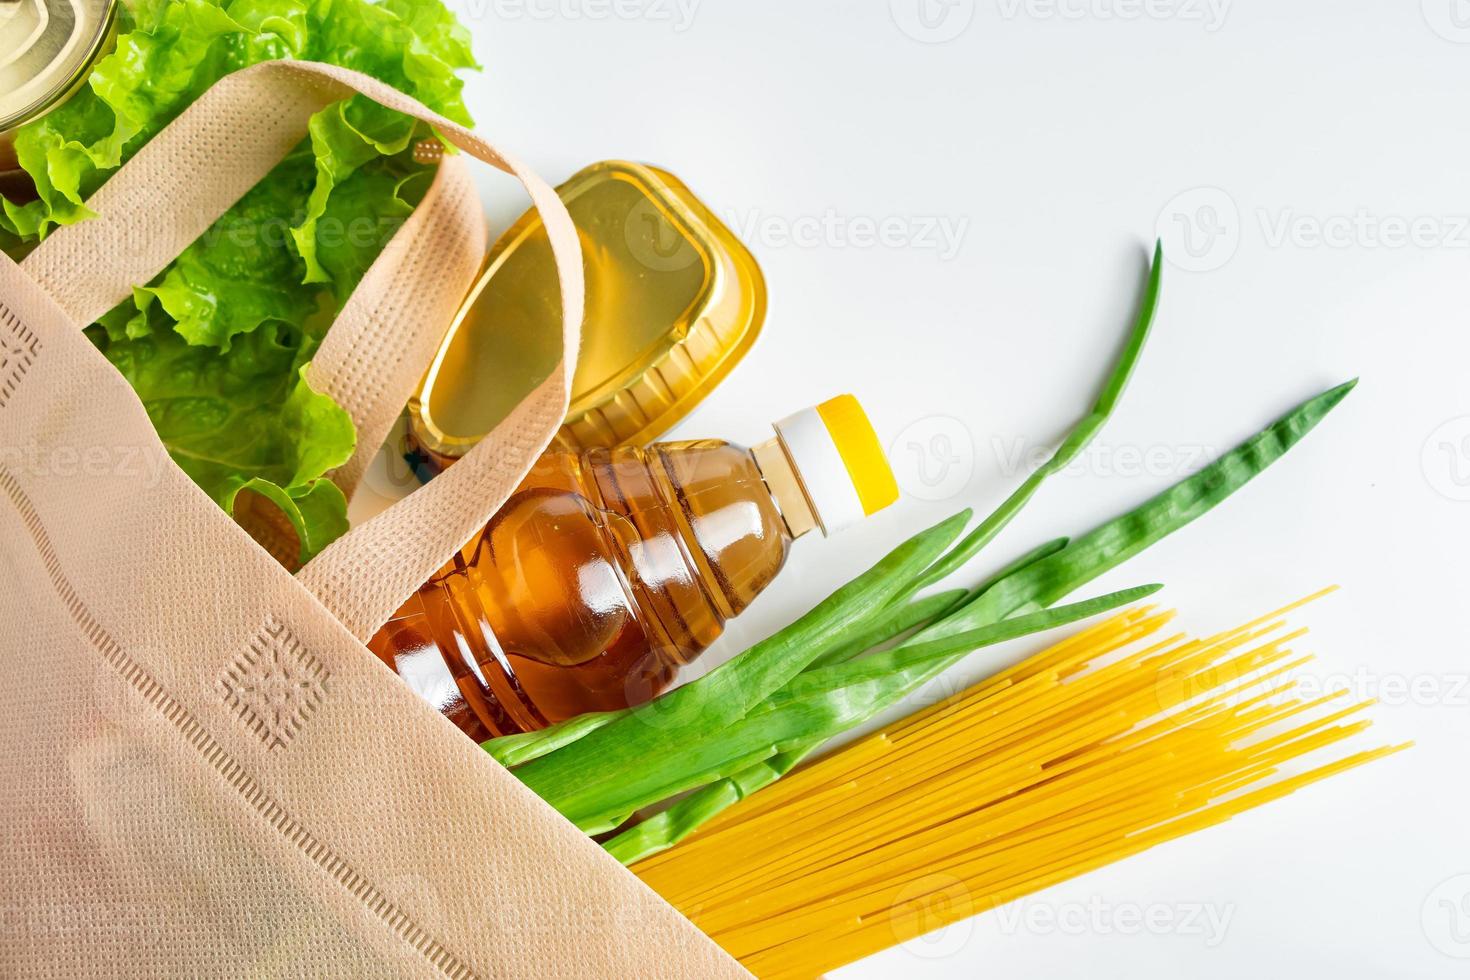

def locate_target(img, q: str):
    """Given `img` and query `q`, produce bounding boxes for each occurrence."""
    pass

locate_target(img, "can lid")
[1,0,118,133]
[774,395,899,537]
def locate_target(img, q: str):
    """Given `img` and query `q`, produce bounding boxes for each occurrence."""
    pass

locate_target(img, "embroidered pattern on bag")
[0,467,481,980]
[0,306,41,408]
[221,616,330,751]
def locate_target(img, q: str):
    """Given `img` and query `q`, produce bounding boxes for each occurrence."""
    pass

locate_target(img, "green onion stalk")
[483,243,1357,865]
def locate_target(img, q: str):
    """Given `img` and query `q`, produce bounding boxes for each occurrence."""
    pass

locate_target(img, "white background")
[374,1,1470,975]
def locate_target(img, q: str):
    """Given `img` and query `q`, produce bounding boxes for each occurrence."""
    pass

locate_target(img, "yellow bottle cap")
[817,395,901,516]
[773,395,899,536]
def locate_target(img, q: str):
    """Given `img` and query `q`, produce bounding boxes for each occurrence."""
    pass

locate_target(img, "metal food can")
[1,0,119,182]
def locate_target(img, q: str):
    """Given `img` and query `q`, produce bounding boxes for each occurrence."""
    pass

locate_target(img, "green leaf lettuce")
[2,0,478,561]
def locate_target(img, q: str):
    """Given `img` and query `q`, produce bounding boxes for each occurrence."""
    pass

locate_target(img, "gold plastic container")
[410,160,766,462]
[1,0,119,184]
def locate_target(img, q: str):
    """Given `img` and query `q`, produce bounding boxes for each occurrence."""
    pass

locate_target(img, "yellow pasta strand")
[634,594,1408,978]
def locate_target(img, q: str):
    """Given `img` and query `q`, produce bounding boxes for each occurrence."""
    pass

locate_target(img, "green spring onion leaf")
[927,378,1358,644]
[803,588,966,672]
[913,241,1163,592]
[483,707,629,768]
[598,584,1159,857]
[509,512,971,809]
[490,242,1358,868]
[551,585,1157,832]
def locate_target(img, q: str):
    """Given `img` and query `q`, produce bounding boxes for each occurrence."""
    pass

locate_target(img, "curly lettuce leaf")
[108,149,326,348]
[94,322,355,561]
[3,0,475,248]
[1,0,478,563]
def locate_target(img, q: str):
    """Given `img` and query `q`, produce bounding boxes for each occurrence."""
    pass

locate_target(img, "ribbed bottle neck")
[751,437,818,539]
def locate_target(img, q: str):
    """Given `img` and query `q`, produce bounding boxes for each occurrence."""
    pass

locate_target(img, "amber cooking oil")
[369,397,898,738]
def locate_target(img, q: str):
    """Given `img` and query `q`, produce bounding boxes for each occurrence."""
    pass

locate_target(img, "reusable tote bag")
[0,61,749,979]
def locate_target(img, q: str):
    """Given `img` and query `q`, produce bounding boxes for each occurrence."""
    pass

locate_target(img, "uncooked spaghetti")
[633,593,1407,978]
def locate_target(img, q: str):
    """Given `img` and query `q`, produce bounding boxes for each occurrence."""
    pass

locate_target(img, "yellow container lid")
[410,160,767,461]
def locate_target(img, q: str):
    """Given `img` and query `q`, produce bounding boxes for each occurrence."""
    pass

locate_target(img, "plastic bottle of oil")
[369,395,899,739]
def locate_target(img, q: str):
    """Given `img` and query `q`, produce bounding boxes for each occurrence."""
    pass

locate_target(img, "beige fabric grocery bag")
[0,61,749,979]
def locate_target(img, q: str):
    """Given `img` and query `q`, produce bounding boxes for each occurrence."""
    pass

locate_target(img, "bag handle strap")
[303,155,486,498]
[20,63,495,501]
[23,61,583,642]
